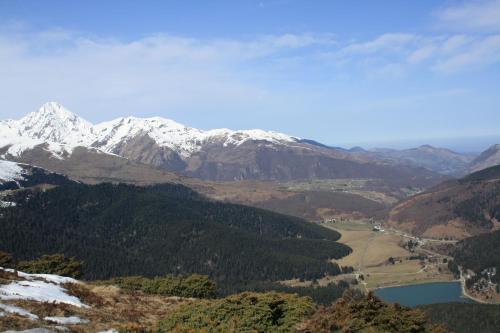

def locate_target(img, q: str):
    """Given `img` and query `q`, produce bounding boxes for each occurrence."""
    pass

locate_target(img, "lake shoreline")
[374,281,473,307]
[369,279,457,291]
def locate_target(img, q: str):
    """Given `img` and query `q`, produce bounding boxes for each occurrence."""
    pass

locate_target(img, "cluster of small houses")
[322,218,386,232]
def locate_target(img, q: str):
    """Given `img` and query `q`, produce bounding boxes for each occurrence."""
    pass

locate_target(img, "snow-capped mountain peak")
[16,102,95,147]
[0,102,299,160]
[93,116,208,157]
[222,129,297,147]
[91,113,298,157]
[29,102,76,119]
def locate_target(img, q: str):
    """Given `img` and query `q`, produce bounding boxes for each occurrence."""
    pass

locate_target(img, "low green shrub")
[157,291,315,333]
[301,292,448,333]
[0,251,13,268]
[105,274,217,299]
[17,254,83,278]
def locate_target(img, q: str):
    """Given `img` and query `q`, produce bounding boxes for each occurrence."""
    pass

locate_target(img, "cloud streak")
[0,25,499,124]
[435,0,500,32]
[0,29,336,120]
[433,35,500,72]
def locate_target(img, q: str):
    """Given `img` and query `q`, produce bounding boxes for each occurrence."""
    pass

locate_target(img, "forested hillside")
[422,303,500,333]
[387,165,500,239]
[451,229,500,273]
[0,182,351,293]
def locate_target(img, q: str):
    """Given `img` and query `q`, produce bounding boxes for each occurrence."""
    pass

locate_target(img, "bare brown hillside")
[387,165,500,239]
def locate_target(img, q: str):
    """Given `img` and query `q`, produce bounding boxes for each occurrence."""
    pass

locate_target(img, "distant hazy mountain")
[366,145,477,177]
[469,144,500,173]
[300,143,476,176]
[0,102,446,188]
[387,165,500,239]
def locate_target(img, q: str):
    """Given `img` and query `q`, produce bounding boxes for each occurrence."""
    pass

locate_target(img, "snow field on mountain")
[1,102,298,159]
[0,160,24,182]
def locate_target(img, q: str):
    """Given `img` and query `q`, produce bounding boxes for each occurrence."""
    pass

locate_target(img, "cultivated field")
[327,221,454,290]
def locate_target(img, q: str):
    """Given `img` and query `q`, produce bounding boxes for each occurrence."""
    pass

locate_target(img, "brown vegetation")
[299,292,448,333]
[387,165,500,239]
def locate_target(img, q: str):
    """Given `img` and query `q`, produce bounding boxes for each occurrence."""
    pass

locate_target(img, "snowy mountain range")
[0,102,476,187]
[0,102,297,160]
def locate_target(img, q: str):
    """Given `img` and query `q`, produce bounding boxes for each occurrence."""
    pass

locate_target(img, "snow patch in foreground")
[44,315,89,324]
[2,268,79,285]
[0,280,87,308]
[18,272,79,285]
[2,329,56,333]
[0,302,38,320]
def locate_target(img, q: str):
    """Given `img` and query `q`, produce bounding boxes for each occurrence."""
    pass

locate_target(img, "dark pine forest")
[0,182,351,293]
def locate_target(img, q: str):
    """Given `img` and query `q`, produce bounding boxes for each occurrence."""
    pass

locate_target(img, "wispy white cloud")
[307,1,500,73]
[440,35,473,53]
[434,0,500,32]
[407,45,436,64]
[0,23,498,123]
[320,31,500,74]
[433,34,500,72]
[340,33,417,54]
[0,28,337,121]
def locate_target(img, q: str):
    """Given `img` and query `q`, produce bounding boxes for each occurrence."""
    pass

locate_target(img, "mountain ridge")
[2,102,299,159]
[363,144,477,177]
[469,144,500,173]
[386,164,500,239]
[0,102,448,186]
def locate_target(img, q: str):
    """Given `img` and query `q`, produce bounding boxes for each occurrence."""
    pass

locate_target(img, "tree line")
[0,182,352,293]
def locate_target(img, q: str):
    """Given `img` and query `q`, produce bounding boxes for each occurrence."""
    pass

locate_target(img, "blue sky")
[0,0,499,151]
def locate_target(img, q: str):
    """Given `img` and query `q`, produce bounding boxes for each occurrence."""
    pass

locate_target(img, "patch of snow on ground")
[2,329,56,333]
[0,160,24,182]
[2,268,79,284]
[20,273,78,285]
[0,280,87,308]
[44,316,89,324]
[0,302,39,320]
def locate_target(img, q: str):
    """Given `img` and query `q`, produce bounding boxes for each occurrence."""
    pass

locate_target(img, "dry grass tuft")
[0,313,37,331]
[114,322,151,332]
[11,300,73,319]
[90,285,121,300]
[0,278,192,332]
[64,282,105,306]
[0,269,20,283]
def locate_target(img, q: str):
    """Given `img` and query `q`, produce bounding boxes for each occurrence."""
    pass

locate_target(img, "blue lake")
[374,282,474,307]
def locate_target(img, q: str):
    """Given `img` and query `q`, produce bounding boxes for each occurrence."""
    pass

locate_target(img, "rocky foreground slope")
[0,267,449,333]
[0,267,190,332]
